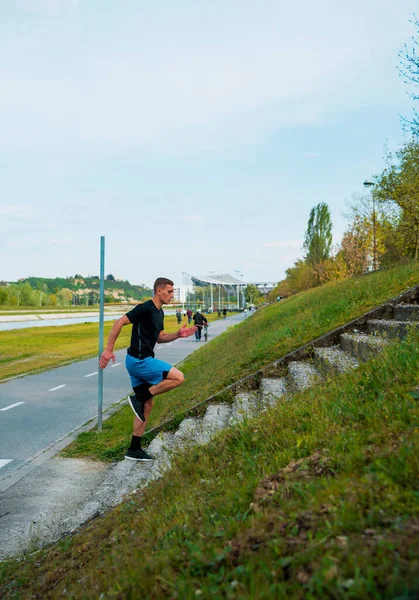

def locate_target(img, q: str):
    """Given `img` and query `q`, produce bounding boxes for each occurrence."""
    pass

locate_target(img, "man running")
[99,277,196,462]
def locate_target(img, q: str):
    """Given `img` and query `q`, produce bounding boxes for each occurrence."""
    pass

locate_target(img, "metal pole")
[98,236,105,432]
[363,180,377,272]
[372,195,377,272]
[210,283,213,312]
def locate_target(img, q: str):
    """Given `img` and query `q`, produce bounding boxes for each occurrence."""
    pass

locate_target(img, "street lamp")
[234,270,242,310]
[209,271,215,312]
[181,271,185,313]
[363,180,377,271]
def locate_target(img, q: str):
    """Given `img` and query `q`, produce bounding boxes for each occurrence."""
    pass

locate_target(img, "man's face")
[157,285,174,304]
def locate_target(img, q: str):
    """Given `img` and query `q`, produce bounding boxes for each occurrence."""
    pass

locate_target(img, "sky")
[1,0,418,288]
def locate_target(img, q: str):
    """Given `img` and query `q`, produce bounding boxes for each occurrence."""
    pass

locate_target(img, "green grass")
[1,316,418,598]
[0,311,227,382]
[62,262,419,462]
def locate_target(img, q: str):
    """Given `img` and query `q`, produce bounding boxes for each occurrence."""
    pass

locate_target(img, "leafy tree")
[57,288,73,306]
[244,284,262,304]
[0,286,8,305]
[344,191,388,271]
[303,203,333,267]
[284,259,317,294]
[340,216,372,276]
[398,14,419,134]
[375,139,419,261]
[106,274,116,281]
[312,255,347,284]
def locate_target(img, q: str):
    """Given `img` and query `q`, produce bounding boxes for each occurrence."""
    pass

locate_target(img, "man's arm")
[99,314,131,369]
[157,324,196,343]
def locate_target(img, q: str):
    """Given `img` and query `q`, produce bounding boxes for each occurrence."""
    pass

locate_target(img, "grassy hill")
[1,263,418,599]
[20,276,152,303]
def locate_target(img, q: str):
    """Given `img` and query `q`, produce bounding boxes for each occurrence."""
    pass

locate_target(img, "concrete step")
[173,417,204,447]
[147,431,176,458]
[259,377,287,407]
[287,361,323,393]
[367,319,419,340]
[202,403,232,434]
[394,304,419,322]
[228,391,259,425]
[146,431,177,475]
[314,346,359,377]
[340,332,388,362]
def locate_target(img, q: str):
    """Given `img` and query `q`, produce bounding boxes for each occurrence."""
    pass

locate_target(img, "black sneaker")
[125,448,154,462]
[128,394,146,422]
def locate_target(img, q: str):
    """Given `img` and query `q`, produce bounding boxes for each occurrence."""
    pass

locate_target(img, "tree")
[340,216,372,276]
[344,191,388,270]
[106,274,116,281]
[244,284,261,305]
[57,288,73,306]
[375,139,419,261]
[284,259,317,294]
[303,203,333,267]
[398,14,419,134]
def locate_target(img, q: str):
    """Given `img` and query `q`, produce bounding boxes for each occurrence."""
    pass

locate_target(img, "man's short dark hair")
[154,277,174,294]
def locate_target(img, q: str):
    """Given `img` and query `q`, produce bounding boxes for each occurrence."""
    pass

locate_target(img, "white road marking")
[84,372,98,378]
[0,459,12,468]
[110,362,121,367]
[0,402,25,412]
[49,384,66,392]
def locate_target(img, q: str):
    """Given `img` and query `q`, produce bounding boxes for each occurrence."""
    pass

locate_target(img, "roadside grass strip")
[0,312,230,382]
[0,332,418,599]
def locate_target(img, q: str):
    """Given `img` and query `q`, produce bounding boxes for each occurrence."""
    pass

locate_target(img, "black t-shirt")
[126,300,164,359]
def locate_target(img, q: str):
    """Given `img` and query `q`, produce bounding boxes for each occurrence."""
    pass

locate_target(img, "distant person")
[193,309,208,341]
[276,295,282,302]
[99,277,196,462]
[243,307,248,317]
[186,308,193,324]
[176,308,182,325]
[222,307,227,319]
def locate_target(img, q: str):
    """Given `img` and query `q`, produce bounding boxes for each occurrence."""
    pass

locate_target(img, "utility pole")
[98,236,105,432]
[363,180,377,271]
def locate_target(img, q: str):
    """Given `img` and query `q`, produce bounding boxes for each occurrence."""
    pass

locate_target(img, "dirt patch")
[250,450,335,513]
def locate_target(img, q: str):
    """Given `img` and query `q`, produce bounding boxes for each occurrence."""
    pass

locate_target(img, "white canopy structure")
[187,273,276,311]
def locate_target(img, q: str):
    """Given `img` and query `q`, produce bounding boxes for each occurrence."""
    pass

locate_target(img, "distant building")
[173,285,194,302]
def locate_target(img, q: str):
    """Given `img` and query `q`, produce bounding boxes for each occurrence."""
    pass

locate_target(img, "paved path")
[0,313,244,489]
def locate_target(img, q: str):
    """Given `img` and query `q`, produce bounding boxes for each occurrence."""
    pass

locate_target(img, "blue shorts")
[125,354,172,388]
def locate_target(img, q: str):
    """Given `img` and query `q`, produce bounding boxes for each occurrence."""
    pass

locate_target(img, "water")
[0,309,178,332]
[0,315,118,332]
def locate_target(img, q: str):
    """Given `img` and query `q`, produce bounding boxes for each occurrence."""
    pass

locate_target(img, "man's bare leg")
[148,367,184,397]
[133,398,153,436]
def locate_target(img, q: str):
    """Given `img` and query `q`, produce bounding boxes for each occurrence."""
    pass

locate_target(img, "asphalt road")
[0,313,245,483]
